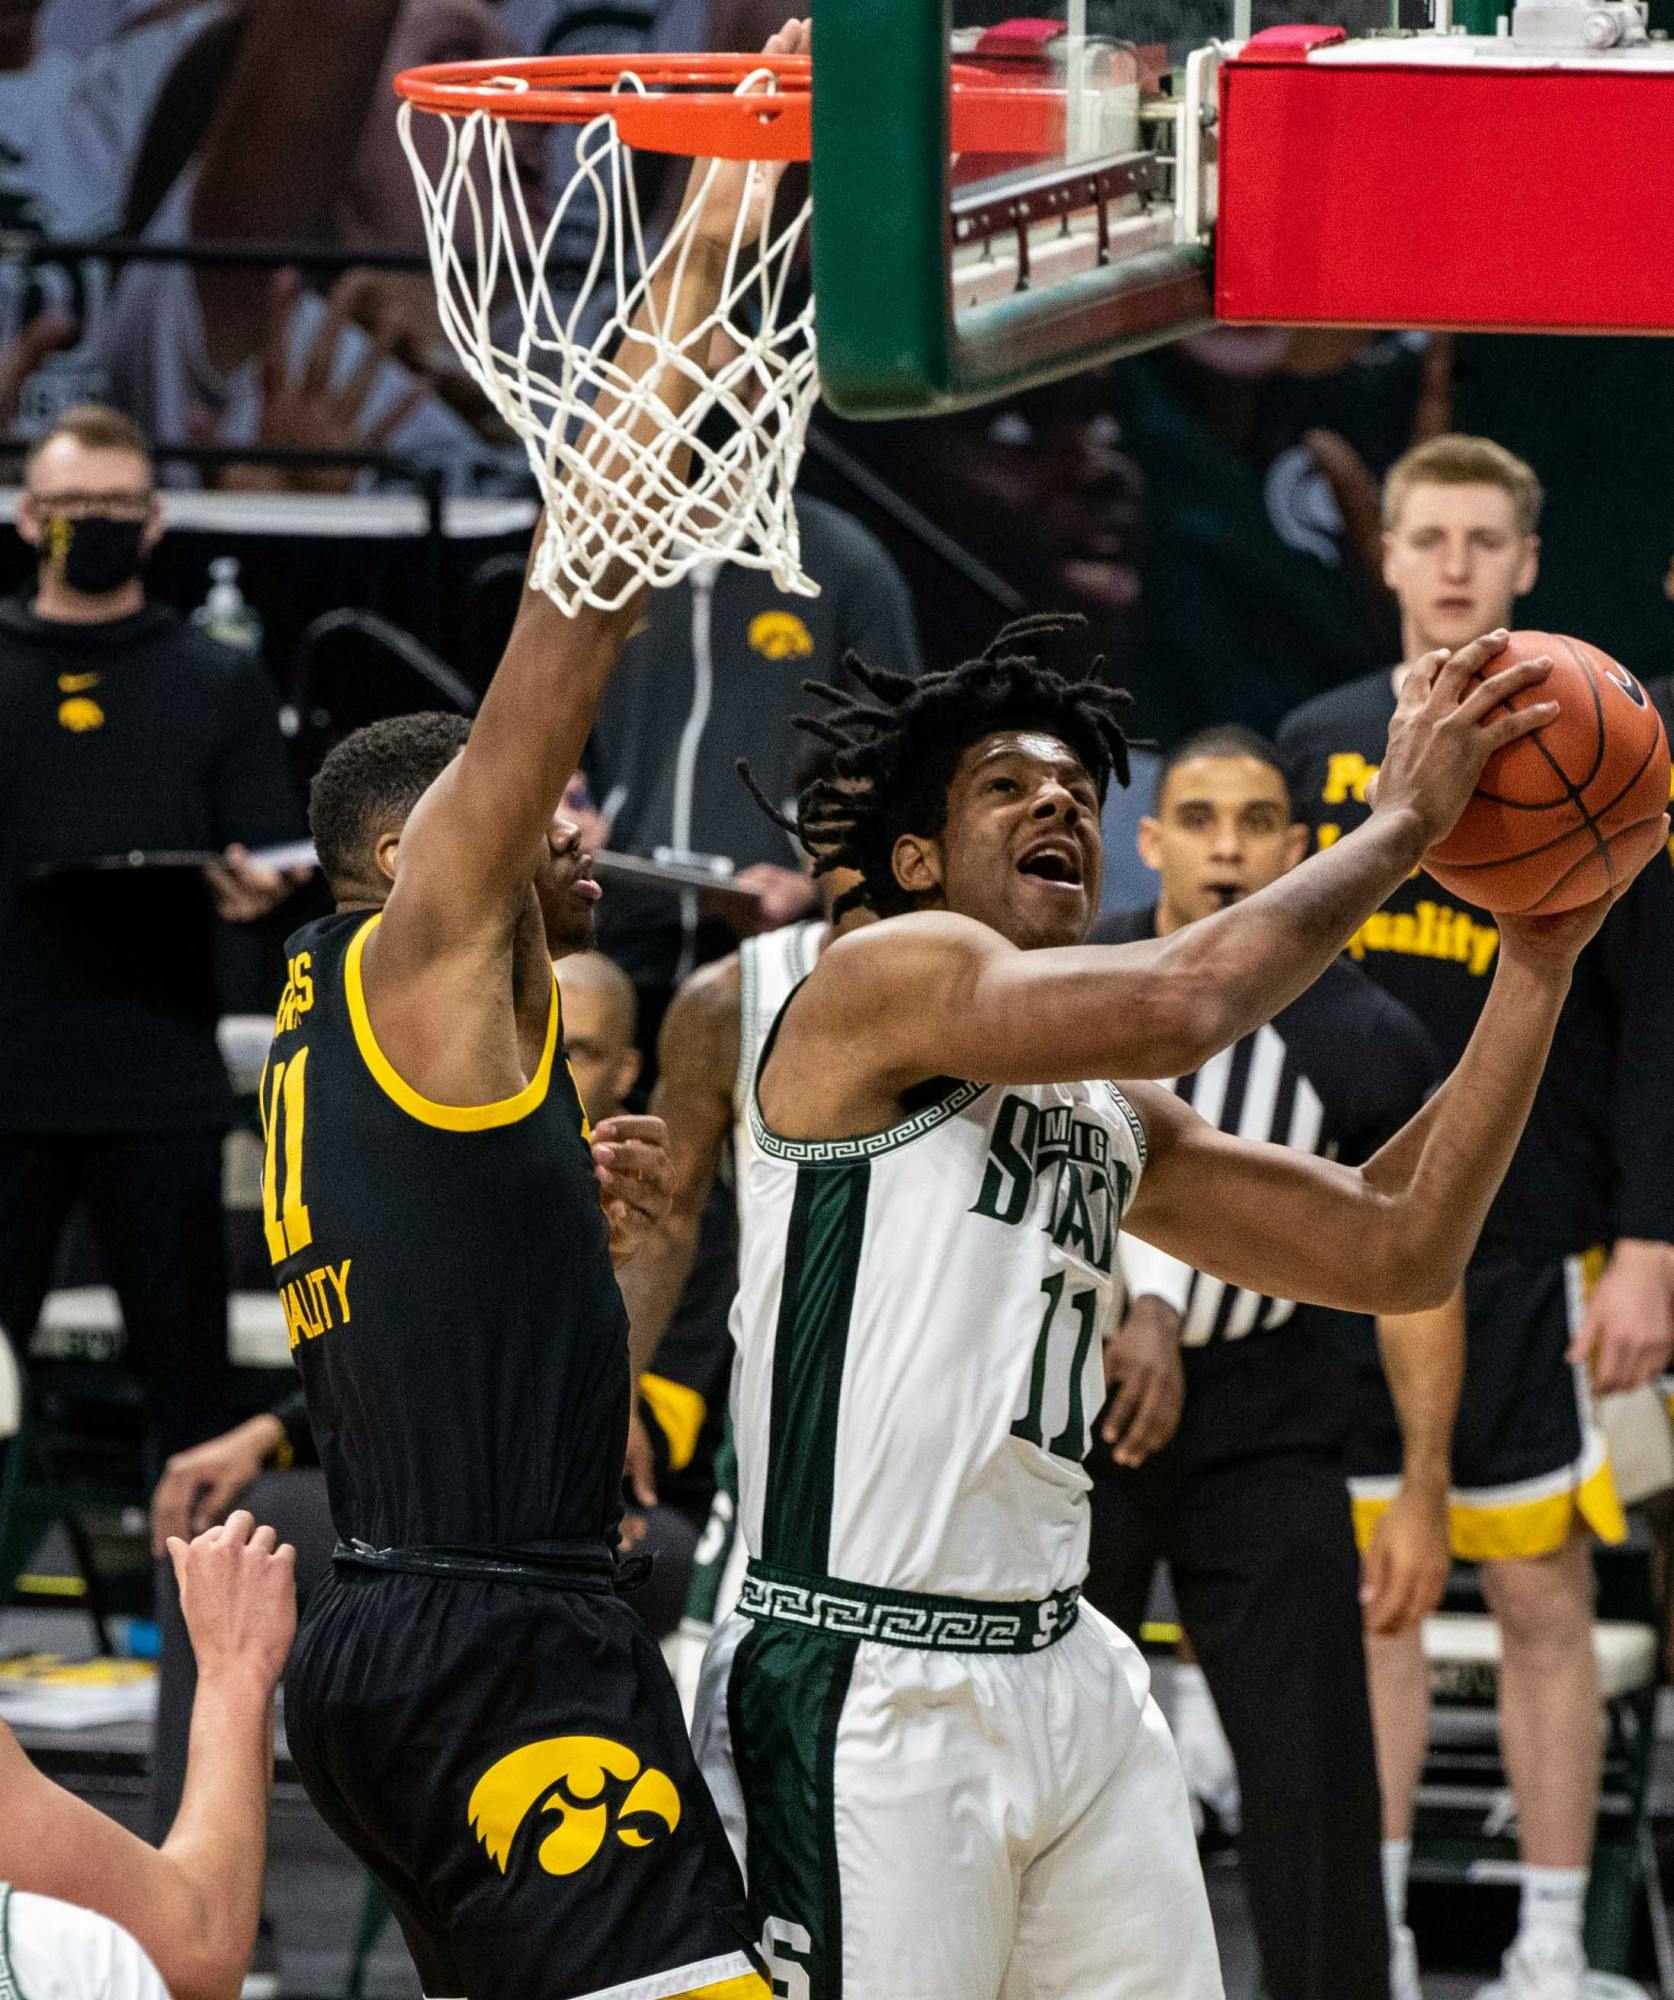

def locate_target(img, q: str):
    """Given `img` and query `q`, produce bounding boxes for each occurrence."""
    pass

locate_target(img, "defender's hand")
[166,1510,297,1697]
[681,17,809,251]
[1375,632,1557,849]
[151,1415,283,1556]
[1568,1238,1674,1394]
[594,1114,674,1266]
[1360,1481,1451,1635]
[1101,1295,1185,1469]
[1496,816,1670,976]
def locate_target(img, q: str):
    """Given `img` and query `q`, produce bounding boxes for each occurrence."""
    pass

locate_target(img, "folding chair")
[1416,1534,1673,1991]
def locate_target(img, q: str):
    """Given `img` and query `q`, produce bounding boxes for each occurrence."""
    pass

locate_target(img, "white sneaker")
[1390,1922,1424,2000]
[1475,1935,1586,2000]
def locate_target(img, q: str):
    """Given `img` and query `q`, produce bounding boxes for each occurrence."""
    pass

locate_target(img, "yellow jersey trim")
[639,1373,708,1475]
[344,913,558,1132]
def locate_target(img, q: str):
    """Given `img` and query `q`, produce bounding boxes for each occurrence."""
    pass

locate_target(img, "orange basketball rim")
[393,51,1069,162]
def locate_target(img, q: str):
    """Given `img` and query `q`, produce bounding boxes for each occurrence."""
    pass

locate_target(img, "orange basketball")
[1425,631,1670,916]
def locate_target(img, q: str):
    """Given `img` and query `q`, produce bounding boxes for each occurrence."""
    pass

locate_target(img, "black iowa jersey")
[1279,668,1674,1258]
[262,910,630,1550]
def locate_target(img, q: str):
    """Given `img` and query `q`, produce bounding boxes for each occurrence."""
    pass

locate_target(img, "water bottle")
[192,556,264,654]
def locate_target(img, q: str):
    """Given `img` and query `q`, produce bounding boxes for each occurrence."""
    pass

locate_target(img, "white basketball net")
[398,72,818,614]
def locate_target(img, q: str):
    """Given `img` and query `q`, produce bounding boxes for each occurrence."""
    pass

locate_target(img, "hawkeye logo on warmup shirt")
[1315,750,1499,977]
[468,1737,681,1881]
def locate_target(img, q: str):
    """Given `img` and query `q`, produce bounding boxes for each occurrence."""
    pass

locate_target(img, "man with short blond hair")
[1280,434,1674,2000]
[1380,431,1544,543]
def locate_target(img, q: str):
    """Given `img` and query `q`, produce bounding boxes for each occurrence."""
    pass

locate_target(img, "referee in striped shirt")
[1087,726,1465,2000]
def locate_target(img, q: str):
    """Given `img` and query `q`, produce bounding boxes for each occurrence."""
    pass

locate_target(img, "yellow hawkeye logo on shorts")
[468,1736,681,1880]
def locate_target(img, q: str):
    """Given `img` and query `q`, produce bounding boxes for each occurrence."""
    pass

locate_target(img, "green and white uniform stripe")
[730,1055,1143,1602]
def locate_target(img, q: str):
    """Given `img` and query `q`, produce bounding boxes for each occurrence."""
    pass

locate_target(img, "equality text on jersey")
[971,1094,1131,1275]
[1312,752,1499,976]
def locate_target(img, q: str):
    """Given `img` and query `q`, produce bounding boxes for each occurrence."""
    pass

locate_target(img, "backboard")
[810,0,1674,418]
[810,0,1235,418]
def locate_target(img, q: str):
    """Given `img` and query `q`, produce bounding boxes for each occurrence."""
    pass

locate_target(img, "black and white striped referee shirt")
[1096,906,1439,1347]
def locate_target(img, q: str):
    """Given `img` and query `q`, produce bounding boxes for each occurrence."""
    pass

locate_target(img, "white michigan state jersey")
[734,919,825,1134]
[731,1054,1146,1599]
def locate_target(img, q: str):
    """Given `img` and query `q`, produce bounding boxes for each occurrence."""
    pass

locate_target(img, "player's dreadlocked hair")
[740,613,1133,920]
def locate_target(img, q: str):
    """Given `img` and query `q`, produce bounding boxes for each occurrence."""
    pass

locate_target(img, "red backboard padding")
[1216,47,1674,333]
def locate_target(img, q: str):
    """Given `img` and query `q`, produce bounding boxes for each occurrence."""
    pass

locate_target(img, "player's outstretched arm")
[373,22,809,975]
[0,1514,293,2000]
[792,637,1555,1098]
[1122,829,1669,1316]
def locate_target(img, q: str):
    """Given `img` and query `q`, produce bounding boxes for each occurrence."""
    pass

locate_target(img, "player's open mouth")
[1016,839,1084,889]
[1206,882,1243,907]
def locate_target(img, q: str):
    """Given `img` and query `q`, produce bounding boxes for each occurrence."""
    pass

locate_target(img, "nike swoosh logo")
[1604,665,1647,708]
[57,672,101,693]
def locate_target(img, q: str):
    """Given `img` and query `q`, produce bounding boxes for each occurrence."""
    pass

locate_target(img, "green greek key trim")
[741,1559,1080,1655]
[750,1076,987,1164]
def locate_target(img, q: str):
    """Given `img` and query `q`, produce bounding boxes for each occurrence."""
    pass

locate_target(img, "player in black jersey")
[1086,728,1456,2000]
[257,59,809,1992]
[1279,435,1674,2000]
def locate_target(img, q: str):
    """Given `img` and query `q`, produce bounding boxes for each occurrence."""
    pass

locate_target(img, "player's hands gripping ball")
[1424,631,1670,915]
[1373,630,1560,849]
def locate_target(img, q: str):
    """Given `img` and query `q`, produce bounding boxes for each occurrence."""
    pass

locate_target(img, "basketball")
[1424,631,1671,916]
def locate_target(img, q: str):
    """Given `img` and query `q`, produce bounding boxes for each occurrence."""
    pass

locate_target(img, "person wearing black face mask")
[0,402,308,1474]
[40,509,154,597]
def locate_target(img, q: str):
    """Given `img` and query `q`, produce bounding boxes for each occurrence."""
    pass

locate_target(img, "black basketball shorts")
[284,1561,767,1999]
[1344,1248,1626,1561]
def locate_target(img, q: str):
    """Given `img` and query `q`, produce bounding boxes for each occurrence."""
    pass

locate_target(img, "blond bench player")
[686,614,1660,1999]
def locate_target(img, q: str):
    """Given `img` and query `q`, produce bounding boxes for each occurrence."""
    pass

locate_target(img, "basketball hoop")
[394,53,1071,613]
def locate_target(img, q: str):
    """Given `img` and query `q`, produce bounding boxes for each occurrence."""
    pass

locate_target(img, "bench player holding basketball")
[260,36,820,2000]
[692,617,1667,2000]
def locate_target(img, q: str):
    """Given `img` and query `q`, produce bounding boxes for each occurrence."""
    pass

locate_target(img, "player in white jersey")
[692,614,1665,2000]
[617,815,869,1700]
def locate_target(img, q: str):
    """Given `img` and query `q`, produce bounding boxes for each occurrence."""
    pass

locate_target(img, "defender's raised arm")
[377,28,809,967]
